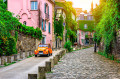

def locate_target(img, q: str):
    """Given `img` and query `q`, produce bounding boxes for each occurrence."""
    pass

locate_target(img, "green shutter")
[45,20,46,31]
[42,19,43,30]
[49,22,50,33]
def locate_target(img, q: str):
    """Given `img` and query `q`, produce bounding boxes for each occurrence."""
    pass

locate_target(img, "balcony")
[45,13,50,21]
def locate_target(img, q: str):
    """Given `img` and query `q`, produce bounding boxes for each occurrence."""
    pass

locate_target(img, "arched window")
[84,24,87,29]
[23,21,27,25]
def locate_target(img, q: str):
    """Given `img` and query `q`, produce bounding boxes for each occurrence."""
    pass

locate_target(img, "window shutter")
[45,20,46,31]
[48,6,49,15]
[44,3,46,13]
[49,22,50,33]
[42,19,43,30]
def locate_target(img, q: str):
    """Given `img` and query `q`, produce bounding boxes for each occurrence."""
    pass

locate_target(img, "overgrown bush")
[93,0,120,54]
[64,40,73,52]
[0,1,42,56]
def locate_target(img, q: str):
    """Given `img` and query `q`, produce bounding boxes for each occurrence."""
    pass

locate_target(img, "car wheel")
[51,53,52,56]
[35,55,37,57]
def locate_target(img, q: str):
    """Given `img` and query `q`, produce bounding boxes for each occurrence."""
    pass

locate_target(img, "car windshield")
[39,45,48,47]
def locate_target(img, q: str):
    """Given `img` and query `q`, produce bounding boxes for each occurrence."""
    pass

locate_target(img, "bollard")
[28,74,37,79]
[25,52,28,57]
[14,54,18,61]
[29,52,32,57]
[50,59,54,68]
[7,56,11,63]
[1,56,6,65]
[45,61,51,72]
[20,52,23,59]
[57,54,60,61]
[59,51,62,58]
[38,66,46,79]
[54,56,58,65]
[63,50,66,55]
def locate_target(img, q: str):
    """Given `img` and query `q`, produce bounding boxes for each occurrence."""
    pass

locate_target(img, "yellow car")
[34,44,52,57]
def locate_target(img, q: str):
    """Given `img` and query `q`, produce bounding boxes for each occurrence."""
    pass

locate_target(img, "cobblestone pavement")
[46,47,120,79]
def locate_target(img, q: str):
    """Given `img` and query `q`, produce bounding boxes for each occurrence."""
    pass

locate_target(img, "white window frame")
[31,1,38,10]
[84,24,87,29]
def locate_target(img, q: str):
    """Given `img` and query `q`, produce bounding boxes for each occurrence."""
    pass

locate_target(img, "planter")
[29,52,32,56]
[20,53,23,59]
[7,56,11,63]
[14,54,18,61]
[1,56,6,65]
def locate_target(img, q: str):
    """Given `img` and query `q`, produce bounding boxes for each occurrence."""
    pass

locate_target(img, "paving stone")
[46,47,120,79]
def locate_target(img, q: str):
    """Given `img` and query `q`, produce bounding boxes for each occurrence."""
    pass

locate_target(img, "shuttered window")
[42,19,43,30]
[44,3,46,13]
[45,20,46,31]
[48,22,50,33]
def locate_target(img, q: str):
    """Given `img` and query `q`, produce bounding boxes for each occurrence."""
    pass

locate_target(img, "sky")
[66,0,100,12]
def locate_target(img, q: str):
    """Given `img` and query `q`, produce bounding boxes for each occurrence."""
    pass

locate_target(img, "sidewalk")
[0,50,63,79]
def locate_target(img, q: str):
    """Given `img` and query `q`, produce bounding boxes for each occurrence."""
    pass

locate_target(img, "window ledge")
[30,10,38,11]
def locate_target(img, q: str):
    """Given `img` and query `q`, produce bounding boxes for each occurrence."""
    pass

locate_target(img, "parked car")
[34,44,52,57]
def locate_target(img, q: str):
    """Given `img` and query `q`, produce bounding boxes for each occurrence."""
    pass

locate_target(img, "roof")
[74,8,82,17]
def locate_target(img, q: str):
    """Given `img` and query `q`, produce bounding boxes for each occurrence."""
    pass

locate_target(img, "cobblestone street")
[46,47,120,79]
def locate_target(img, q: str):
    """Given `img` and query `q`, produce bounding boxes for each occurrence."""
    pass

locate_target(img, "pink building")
[77,30,85,45]
[7,0,54,46]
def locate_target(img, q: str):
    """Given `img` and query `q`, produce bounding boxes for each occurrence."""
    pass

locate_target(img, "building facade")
[77,12,94,45]
[8,0,54,47]
[54,4,66,48]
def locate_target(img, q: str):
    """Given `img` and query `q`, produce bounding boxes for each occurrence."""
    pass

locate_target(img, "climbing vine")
[54,15,64,40]
[55,2,77,44]
[93,0,120,54]
[78,20,94,32]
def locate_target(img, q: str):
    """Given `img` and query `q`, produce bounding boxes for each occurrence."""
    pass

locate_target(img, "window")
[44,3,49,15]
[81,31,83,35]
[45,20,46,31]
[84,16,87,20]
[41,19,44,30]
[85,32,88,35]
[23,21,27,25]
[3,0,6,2]
[31,1,38,10]
[48,22,51,33]
[42,37,46,44]
[84,24,87,29]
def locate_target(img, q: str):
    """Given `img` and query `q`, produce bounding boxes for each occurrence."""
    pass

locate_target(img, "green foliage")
[78,20,94,32]
[64,40,73,52]
[85,35,88,38]
[98,51,114,60]
[54,15,64,40]
[93,0,120,54]
[55,2,77,44]
[0,1,42,56]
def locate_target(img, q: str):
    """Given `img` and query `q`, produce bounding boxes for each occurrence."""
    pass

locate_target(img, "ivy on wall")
[54,15,64,40]
[0,0,42,56]
[55,2,77,44]
[93,0,120,54]
[78,20,94,32]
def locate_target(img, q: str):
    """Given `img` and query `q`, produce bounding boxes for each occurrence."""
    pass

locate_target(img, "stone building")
[54,2,66,48]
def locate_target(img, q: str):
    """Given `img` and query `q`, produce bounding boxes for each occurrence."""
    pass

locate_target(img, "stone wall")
[98,30,120,59]
[17,32,41,53]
